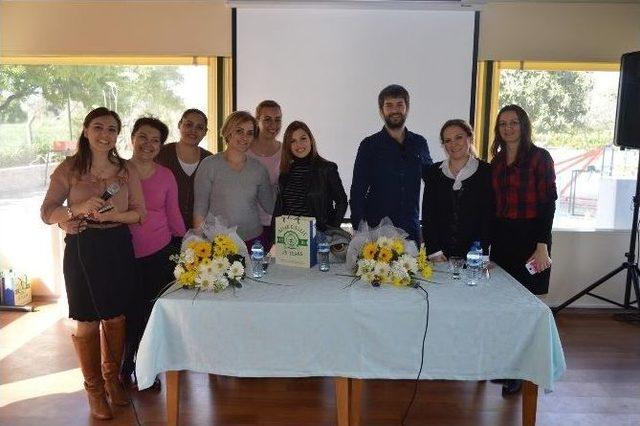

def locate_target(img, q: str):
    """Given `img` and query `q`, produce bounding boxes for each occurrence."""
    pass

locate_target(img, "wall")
[479,2,640,62]
[548,229,633,308]
[1,1,231,57]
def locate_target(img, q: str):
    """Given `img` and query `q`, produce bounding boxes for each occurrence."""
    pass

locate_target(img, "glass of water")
[449,256,464,280]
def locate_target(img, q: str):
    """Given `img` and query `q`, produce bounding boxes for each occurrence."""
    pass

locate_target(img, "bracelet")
[66,206,74,220]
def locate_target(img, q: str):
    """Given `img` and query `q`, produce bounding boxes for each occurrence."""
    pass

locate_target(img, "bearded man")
[349,84,432,243]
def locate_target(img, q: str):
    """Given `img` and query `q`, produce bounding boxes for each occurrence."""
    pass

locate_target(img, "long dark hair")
[71,107,125,176]
[490,104,534,163]
[280,121,327,174]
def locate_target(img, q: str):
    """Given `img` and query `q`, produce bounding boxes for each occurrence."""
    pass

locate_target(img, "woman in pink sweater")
[124,117,186,388]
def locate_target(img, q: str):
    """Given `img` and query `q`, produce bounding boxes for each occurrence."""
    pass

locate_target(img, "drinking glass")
[449,256,464,280]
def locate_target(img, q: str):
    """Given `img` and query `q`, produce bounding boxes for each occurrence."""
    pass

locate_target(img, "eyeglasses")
[498,120,520,128]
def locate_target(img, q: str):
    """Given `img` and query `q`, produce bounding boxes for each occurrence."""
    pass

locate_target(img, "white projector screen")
[236,7,477,218]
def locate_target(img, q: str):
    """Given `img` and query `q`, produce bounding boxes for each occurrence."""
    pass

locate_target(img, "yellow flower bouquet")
[169,217,249,293]
[347,218,432,287]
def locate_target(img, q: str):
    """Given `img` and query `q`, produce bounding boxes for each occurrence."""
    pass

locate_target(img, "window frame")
[475,60,619,162]
[1,55,234,152]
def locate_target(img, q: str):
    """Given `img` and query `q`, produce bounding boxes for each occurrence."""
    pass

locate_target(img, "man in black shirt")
[350,84,432,243]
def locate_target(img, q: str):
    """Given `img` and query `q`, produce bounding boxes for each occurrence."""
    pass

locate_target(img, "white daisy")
[361,271,376,283]
[391,264,409,281]
[373,262,390,281]
[228,261,245,280]
[173,265,185,279]
[211,257,230,276]
[397,254,419,274]
[213,276,230,292]
[196,270,217,291]
[197,259,214,276]
[183,248,196,264]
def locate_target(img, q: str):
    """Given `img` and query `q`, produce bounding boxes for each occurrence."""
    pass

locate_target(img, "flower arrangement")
[347,218,432,287]
[169,216,250,293]
[354,237,433,287]
[171,234,245,292]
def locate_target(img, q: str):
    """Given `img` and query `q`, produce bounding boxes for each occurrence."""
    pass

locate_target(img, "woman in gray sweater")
[193,111,275,249]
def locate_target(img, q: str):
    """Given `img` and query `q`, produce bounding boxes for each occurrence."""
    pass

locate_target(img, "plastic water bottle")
[318,236,330,272]
[250,241,265,279]
[466,241,483,286]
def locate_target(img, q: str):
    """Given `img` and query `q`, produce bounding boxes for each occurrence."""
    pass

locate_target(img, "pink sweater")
[247,146,281,226]
[129,165,186,258]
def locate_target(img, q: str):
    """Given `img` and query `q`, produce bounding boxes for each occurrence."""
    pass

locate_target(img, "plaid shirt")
[491,146,557,219]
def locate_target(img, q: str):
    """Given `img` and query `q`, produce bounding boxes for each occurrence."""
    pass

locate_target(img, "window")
[0,57,226,297]
[496,63,630,231]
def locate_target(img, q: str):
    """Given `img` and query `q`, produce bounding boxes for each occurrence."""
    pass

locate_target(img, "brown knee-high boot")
[72,332,113,420]
[100,315,130,406]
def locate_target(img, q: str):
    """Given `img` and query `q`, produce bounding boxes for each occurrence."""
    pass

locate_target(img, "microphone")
[97,182,120,213]
[101,181,120,201]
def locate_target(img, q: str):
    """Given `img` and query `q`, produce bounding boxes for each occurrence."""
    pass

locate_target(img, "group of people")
[40,84,556,419]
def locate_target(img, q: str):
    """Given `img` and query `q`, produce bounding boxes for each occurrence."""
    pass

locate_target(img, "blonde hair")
[220,111,257,144]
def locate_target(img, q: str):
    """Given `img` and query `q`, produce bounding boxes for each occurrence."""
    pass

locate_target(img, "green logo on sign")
[279,230,308,249]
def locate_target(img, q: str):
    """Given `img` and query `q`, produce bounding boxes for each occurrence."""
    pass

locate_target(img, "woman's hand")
[74,197,105,217]
[92,208,120,223]
[528,243,552,273]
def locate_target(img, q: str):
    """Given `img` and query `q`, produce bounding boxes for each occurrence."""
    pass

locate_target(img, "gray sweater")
[194,153,275,240]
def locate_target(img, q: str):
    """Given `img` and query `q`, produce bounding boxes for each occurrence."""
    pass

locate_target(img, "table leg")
[349,378,362,426]
[522,380,538,426]
[335,377,350,426]
[166,370,180,426]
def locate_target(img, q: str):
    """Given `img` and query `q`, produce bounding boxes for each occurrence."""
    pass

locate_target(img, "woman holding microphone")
[41,107,145,419]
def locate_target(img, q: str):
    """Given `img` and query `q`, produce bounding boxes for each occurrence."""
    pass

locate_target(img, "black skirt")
[491,218,552,295]
[63,226,137,321]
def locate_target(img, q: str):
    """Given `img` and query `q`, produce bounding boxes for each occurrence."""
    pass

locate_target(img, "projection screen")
[235,5,478,217]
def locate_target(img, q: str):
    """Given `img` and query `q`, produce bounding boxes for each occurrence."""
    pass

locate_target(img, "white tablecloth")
[136,264,566,391]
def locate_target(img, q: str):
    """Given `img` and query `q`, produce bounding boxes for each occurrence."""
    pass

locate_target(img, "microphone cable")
[75,218,143,426]
[401,283,430,426]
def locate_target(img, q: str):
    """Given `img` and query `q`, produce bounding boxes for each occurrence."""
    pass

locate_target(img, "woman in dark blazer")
[273,121,347,232]
[422,119,493,260]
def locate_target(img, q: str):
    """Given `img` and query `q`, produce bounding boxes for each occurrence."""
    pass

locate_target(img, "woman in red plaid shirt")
[490,104,557,395]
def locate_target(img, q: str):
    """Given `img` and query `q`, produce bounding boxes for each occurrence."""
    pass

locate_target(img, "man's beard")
[384,113,406,130]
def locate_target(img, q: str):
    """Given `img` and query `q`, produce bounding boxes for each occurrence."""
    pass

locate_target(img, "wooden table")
[165,373,538,426]
[137,265,562,425]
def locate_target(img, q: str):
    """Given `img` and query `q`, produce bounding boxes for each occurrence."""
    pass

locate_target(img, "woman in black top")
[422,119,492,260]
[273,121,347,231]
